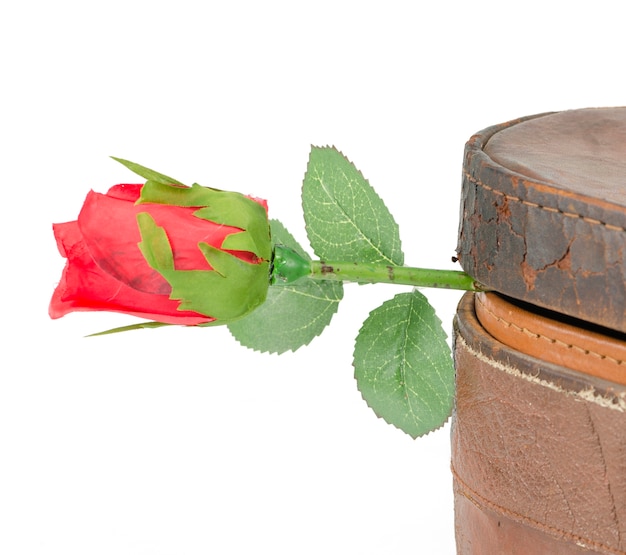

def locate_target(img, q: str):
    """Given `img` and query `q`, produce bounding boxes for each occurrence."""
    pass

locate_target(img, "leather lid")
[457,107,626,333]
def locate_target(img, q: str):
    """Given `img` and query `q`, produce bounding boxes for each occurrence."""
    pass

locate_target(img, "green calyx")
[137,213,269,322]
[138,180,271,261]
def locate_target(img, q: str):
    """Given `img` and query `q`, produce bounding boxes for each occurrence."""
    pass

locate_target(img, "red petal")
[49,221,212,325]
[77,189,246,293]
[77,190,170,294]
[106,183,143,202]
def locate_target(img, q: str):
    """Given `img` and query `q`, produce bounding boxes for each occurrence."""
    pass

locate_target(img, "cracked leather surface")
[456,107,626,333]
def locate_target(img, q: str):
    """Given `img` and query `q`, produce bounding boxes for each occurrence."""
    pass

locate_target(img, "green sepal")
[137,212,270,323]
[196,199,270,261]
[136,213,175,270]
[88,321,173,336]
[139,180,271,260]
[111,157,185,186]
[138,180,262,228]
[159,259,270,322]
[138,180,219,207]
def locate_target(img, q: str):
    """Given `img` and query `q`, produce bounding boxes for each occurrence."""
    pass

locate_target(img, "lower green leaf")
[353,290,454,438]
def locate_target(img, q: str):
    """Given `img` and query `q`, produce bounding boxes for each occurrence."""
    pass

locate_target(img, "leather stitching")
[476,294,626,368]
[452,464,626,554]
[464,172,626,232]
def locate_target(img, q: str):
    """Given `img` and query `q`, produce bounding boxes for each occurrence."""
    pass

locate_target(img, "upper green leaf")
[302,146,403,265]
[228,219,343,353]
[353,289,454,438]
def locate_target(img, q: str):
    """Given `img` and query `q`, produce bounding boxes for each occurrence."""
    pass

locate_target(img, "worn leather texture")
[475,292,626,385]
[456,107,626,333]
[452,293,626,554]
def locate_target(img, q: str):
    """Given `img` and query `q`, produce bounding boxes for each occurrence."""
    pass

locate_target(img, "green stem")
[309,261,484,291]
[272,245,486,291]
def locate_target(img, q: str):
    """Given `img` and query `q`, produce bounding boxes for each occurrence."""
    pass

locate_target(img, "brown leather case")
[452,108,626,554]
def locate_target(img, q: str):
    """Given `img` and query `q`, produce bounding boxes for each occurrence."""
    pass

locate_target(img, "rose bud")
[49,159,272,327]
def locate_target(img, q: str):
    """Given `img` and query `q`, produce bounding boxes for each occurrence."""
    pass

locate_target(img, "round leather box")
[452,108,626,554]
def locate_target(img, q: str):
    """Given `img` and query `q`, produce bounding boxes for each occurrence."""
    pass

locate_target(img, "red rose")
[50,177,271,326]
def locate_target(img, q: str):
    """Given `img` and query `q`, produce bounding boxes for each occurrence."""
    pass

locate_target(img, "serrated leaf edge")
[352,291,454,439]
[228,281,343,354]
[302,145,404,265]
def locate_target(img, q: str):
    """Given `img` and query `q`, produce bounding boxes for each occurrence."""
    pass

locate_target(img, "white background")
[1,2,624,553]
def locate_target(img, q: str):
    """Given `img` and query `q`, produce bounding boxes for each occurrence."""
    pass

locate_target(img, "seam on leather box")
[475,293,626,368]
[464,172,626,232]
[451,465,626,554]
[456,334,626,412]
